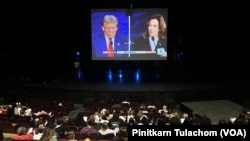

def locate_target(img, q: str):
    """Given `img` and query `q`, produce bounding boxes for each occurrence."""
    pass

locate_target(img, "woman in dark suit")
[131,14,167,60]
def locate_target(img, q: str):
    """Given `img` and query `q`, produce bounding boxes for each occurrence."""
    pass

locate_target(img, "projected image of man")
[92,15,127,58]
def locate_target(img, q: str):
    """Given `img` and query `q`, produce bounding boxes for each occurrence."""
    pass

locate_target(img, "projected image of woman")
[131,14,167,59]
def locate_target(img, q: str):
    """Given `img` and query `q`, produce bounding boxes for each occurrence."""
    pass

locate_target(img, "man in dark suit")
[92,15,127,58]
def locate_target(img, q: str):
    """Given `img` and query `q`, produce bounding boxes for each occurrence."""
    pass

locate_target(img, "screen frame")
[91,8,168,61]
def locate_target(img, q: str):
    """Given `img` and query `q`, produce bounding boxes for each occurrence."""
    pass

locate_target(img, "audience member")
[12,126,33,140]
[109,110,126,128]
[80,119,98,135]
[55,117,68,134]
[98,122,118,136]
[40,126,58,141]
[33,124,45,140]
[65,130,76,141]
[112,127,128,141]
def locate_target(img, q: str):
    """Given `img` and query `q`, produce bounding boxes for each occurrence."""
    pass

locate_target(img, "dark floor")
[1,76,248,106]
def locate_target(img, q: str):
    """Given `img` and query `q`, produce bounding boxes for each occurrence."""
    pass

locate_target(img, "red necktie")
[108,38,114,57]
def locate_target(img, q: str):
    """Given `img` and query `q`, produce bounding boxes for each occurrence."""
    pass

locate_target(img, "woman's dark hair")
[143,14,167,41]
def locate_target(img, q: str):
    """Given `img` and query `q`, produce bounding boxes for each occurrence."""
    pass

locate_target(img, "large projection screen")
[91,8,168,60]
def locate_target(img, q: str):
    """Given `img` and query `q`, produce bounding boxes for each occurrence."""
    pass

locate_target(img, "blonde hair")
[40,127,56,141]
[102,15,118,26]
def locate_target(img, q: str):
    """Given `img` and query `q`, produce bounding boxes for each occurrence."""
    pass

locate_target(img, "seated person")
[65,130,76,141]
[98,122,118,136]
[80,119,98,135]
[33,124,45,140]
[12,126,33,140]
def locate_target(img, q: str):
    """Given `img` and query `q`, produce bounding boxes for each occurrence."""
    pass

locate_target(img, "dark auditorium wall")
[1,0,249,84]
